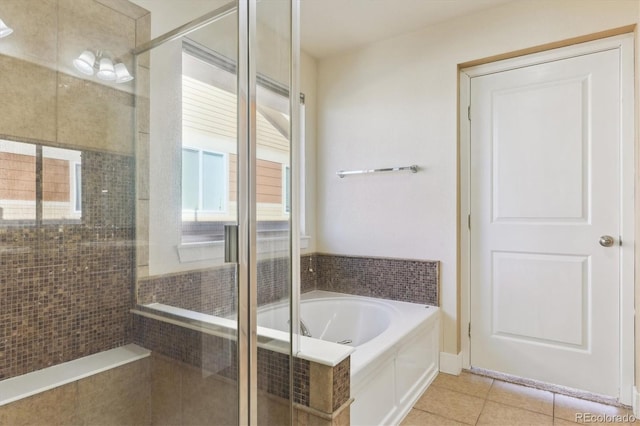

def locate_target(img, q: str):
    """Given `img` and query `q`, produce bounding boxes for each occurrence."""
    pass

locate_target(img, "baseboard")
[633,386,640,418]
[439,352,463,375]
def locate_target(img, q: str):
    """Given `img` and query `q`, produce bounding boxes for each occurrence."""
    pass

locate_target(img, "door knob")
[599,235,615,247]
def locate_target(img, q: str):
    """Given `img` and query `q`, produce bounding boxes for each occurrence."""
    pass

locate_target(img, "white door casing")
[459,34,635,402]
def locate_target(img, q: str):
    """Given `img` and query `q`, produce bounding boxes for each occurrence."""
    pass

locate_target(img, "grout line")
[475,386,491,426]
[484,378,556,418]
[412,386,479,425]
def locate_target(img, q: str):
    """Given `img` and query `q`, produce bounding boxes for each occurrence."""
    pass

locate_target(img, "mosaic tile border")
[138,255,317,315]
[314,253,439,306]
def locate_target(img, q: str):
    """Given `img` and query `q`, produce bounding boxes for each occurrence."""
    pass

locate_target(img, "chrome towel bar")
[337,165,419,178]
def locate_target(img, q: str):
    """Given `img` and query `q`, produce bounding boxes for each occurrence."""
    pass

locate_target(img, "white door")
[469,47,622,397]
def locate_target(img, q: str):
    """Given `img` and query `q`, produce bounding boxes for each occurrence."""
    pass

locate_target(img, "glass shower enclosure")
[132,0,299,423]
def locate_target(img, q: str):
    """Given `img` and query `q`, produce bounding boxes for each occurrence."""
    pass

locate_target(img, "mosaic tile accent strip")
[133,315,310,406]
[132,315,237,380]
[315,254,439,306]
[138,255,317,315]
[257,348,310,407]
[257,256,290,306]
[332,357,350,411]
[0,150,135,380]
[300,254,317,294]
[293,357,311,407]
[137,265,237,317]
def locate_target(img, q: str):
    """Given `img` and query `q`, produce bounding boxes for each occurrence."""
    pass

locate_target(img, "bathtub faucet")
[300,319,312,338]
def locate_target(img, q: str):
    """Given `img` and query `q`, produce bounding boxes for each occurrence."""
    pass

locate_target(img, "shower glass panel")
[135,5,241,424]
[133,0,296,423]
[255,0,294,422]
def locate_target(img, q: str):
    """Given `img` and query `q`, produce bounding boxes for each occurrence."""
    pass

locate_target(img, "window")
[181,148,226,213]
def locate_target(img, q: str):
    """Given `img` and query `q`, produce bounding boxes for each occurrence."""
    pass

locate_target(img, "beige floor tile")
[554,418,579,425]
[478,400,553,426]
[554,394,634,424]
[413,386,485,425]
[487,380,554,416]
[401,408,467,425]
[432,371,494,398]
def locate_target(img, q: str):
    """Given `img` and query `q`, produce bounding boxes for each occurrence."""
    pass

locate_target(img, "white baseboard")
[633,386,640,418]
[439,352,463,375]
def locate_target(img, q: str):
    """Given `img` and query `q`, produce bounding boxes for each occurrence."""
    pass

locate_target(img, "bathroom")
[0,0,639,425]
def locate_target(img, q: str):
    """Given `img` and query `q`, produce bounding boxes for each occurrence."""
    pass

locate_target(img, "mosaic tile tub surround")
[137,256,293,315]
[132,314,310,404]
[137,253,439,319]
[314,254,439,306]
[133,314,350,422]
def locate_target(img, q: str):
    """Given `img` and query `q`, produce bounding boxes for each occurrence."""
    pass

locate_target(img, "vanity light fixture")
[72,49,134,84]
[0,18,13,38]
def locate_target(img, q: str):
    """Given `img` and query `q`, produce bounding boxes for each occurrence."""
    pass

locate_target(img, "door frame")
[458,33,635,404]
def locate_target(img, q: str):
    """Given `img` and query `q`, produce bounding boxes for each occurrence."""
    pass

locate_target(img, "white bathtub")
[258,290,440,425]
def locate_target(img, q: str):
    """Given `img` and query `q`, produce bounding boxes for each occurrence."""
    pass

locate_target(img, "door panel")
[470,48,620,397]
[492,252,588,348]
[492,77,589,223]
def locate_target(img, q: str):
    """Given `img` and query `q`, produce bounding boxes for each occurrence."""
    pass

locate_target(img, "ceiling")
[300,0,512,58]
[130,0,513,60]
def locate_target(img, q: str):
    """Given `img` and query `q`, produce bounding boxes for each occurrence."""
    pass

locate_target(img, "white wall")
[316,0,639,354]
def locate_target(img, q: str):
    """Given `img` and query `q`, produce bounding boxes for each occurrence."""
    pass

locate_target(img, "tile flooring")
[401,372,636,425]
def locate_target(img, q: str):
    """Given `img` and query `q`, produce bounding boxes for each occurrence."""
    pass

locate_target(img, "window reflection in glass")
[0,140,36,222]
[181,45,291,244]
[0,140,82,225]
[42,146,82,221]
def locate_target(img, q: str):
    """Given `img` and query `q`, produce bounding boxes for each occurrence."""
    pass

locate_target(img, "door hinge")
[467,105,471,121]
[468,323,471,338]
[467,214,471,230]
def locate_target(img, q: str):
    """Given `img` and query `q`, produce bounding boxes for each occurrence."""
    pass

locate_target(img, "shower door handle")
[224,224,239,263]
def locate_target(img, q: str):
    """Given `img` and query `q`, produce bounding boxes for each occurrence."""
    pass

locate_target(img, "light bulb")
[73,50,96,75]
[0,19,13,38]
[96,57,116,81]
[114,62,134,83]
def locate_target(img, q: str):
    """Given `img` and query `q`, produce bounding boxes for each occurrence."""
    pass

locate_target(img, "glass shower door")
[133,0,298,424]
[253,0,297,423]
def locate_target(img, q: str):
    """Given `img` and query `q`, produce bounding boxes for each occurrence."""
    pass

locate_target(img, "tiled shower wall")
[0,153,135,380]
[0,0,149,379]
